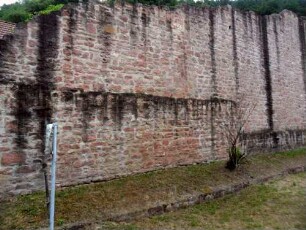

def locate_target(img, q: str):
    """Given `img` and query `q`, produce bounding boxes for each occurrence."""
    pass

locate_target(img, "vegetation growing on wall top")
[0,0,80,23]
[1,0,306,23]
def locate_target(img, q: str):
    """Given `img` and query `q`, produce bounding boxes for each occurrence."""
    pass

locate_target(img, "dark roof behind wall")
[0,20,16,39]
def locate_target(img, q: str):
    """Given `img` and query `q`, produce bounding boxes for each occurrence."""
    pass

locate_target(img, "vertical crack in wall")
[260,16,277,146]
[231,8,239,94]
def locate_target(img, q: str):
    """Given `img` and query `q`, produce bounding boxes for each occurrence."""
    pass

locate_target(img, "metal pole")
[49,123,58,230]
[43,123,51,210]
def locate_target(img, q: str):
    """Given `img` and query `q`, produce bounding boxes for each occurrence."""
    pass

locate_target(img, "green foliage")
[232,0,302,15]
[1,0,306,23]
[115,0,178,8]
[38,4,64,15]
[0,0,78,23]
[24,0,56,14]
[0,3,32,23]
[226,146,245,170]
[124,0,306,15]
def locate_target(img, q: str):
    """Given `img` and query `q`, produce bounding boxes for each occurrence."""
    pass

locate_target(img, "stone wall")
[0,1,306,198]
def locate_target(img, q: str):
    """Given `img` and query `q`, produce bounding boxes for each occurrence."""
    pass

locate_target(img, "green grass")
[0,148,305,229]
[274,147,306,157]
[116,172,306,230]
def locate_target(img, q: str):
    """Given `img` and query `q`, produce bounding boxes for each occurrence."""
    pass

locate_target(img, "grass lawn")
[103,172,306,230]
[0,148,305,229]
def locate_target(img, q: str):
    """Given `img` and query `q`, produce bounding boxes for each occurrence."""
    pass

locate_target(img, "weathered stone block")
[1,153,25,166]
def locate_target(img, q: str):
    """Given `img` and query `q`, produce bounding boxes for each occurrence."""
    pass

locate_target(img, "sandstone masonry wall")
[0,1,306,198]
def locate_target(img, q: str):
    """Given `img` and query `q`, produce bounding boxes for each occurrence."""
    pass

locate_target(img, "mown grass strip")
[109,172,306,230]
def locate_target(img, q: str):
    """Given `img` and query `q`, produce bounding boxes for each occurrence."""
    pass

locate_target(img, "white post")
[49,123,58,230]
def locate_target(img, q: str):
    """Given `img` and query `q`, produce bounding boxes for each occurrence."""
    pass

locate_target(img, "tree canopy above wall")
[0,0,80,23]
[1,0,306,23]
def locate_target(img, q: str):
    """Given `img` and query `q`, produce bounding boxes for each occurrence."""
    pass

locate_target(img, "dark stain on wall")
[247,13,254,37]
[184,6,190,31]
[103,94,109,122]
[141,10,150,46]
[231,8,239,93]
[242,129,274,152]
[242,129,305,153]
[14,84,32,148]
[68,89,236,162]
[273,17,280,67]
[181,42,188,80]
[80,91,98,141]
[35,13,59,153]
[0,39,10,84]
[69,90,235,123]
[184,99,189,121]
[98,6,114,64]
[166,18,173,41]
[208,8,218,158]
[0,36,16,84]
[13,84,54,149]
[242,11,248,32]
[209,8,217,96]
[62,90,74,102]
[36,13,59,85]
[129,3,138,44]
[66,7,77,59]
[141,11,148,25]
[210,100,216,159]
[299,17,306,95]
[260,16,275,144]
[13,13,59,154]
[111,94,124,127]
[132,96,138,120]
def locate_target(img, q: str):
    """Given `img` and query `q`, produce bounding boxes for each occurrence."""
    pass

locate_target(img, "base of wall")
[243,129,306,154]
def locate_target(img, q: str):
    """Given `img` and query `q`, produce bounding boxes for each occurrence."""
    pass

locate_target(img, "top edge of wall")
[0,0,304,43]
